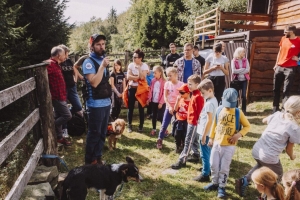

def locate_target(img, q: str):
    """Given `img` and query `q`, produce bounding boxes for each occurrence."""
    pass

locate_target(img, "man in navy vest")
[83,34,111,165]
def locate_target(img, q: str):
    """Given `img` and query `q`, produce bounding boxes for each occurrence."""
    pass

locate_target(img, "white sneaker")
[62,129,70,138]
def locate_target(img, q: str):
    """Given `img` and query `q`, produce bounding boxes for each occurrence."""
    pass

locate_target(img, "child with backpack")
[156,67,184,149]
[251,167,285,200]
[110,59,126,120]
[147,66,166,136]
[282,169,300,200]
[236,95,300,197]
[172,83,190,153]
[204,88,250,198]
[193,79,218,182]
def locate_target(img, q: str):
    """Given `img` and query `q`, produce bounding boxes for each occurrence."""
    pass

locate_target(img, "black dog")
[61,157,140,200]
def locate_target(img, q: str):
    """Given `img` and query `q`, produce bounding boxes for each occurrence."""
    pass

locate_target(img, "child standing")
[171,75,204,169]
[236,95,300,197]
[156,67,184,149]
[147,66,166,136]
[193,79,218,182]
[251,167,285,200]
[173,84,190,153]
[110,59,126,120]
[204,88,250,198]
[282,169,300,200]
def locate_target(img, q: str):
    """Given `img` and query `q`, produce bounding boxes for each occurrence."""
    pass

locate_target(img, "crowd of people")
[46,24,300,199]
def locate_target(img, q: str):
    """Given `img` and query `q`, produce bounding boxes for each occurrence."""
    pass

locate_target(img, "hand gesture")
[118,93,123,98]
[169,107,174,115]
[201,135,207,145]
[158,104,163,109]
[273,65,278,71]
[101,57,110,68]
[208,138,214,147]
[228,133,242,144]
[292,56,299,61]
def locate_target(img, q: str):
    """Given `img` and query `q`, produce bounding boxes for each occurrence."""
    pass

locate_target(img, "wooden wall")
[272,0,300,29]
[247,36,300,101]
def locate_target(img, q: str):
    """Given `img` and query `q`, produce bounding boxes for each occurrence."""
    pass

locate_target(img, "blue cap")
[222,88,238,108]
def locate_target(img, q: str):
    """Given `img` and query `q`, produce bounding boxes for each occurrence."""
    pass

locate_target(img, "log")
[5,139,44,200]
[0,108,39,165]
[251,69,274,78]
[252,60,276,71]
[0,77,36,109]
[255,42,280,48]
[254,48,279,54]
[252,37,282,42]
[250,84,273,92]
[250,78,274,85]
[253,53,277,61]
[35,66,57,166]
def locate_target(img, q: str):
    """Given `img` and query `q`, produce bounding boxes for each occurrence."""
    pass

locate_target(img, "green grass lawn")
[59,100,300,200]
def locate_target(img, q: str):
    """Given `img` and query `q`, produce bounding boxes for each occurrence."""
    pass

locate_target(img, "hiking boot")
[187,154,200,163]
[203,183,219,191]
[193,174,210,182]
[62,129,70,139]
[171,160,186,170]
[157,139,163,149]
[150,129,156,136]
[57,138,72,146]
[218,187,226,198]
[127,125,132,133]
[235,176,248,197]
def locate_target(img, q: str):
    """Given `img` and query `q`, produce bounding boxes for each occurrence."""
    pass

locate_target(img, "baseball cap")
[177,84,190,93]
[89,34,106,46]
[221,88,238,108]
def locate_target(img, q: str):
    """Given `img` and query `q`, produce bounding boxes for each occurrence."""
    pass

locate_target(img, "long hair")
[153,65,166,81]
[283,169,300,200]
[251,167,285,200]
[113,59,123,74]
[283,96,300,124]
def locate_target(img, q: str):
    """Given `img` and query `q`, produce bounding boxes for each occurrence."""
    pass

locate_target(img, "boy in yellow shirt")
[203,88,250,198]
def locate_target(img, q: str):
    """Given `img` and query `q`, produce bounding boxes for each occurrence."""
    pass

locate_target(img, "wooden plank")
[248,91,273,97]
[195,7,218,19]
[255,42,280,48]
[5,139,44,200]
[220,22,270,30]
[194,30,216,37]
[195,23,216,31]
[0,108,40,165]
[251,69,274,78]
[273,7,300,18]
[252,37,282,42]
[250,84,273,92]
[253,53,277,61]
[220,12,271,21]
[254,48,279,54]
[252,60,277,71]
[18,62,48,71]
[195,15,216,26]
[0,77,36,110]
[250,78,274,85]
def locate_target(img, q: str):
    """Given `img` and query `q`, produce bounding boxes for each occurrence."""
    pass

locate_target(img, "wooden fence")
[0,63,57,199]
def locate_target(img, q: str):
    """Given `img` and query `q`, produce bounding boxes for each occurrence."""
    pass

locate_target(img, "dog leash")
[113,182,124,199]
[41,154,69,171]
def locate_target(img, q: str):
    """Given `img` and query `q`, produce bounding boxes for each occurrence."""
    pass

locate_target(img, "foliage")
[218,0,248,13]
[107,7,118,34]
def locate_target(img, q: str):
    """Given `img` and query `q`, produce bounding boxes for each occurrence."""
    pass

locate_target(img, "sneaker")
[217,187,226,198]
[235,176,248,197]
[199,167,211,176]
[203,183,219,191]
[127,125,132,133]
[164,130,170,138]
[171,160,186,170]
[138,126,143,133]
[193,174,210,182]
[57,138,72,146]
[157,139,163,149]
[62,129,70,139]
[186,154,200,163]
[150,129,156,136]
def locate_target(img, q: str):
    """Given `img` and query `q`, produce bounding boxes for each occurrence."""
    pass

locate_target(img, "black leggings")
[127,88,144,128]
[208,75,225,105]
[150,102,165,129]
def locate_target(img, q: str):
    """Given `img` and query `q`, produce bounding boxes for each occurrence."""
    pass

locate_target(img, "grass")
[59,100,300,200]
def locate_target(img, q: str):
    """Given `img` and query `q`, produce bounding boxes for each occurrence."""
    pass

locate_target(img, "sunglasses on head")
[179,91,186,95]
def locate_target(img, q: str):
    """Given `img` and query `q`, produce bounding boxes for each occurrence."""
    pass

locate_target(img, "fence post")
[124,50,130,71]
[35,65,58,167]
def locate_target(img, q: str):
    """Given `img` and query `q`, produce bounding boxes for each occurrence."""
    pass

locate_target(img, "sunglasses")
[179,91,186,95]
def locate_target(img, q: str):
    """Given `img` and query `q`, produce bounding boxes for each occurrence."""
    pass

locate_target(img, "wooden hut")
[194,0,300,102]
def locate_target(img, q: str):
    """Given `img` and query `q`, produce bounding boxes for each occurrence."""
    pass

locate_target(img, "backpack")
[67,113,86,136]
[215,106,241,132]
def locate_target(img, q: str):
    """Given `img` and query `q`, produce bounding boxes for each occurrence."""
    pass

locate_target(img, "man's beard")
[286,34,291,38]
[94,49,105,56]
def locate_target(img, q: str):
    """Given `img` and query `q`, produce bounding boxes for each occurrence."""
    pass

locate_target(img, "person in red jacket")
[171,74,204,169]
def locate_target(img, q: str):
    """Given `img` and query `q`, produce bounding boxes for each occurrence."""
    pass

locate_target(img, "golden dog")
[107,119,126,151]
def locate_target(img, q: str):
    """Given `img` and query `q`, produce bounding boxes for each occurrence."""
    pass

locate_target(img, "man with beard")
[82,34,111,165]
[166,43,181,68]
[273,24,300,113]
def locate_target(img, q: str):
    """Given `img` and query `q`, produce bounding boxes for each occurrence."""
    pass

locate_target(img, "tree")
[107,7,118,34]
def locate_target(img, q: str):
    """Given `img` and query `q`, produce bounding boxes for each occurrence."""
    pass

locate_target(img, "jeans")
[67,85,82,113]
[52,100,72,139]
[85,105,111,164]
[174,120,188,148]
[150,102,165,130]
[200,136,211,176]
[127,88,145,128]
[208,76,225,105]
[179,124,200,163]
[273,66,296,108]
[244,159,283,182]
[158,108,173,139]
[230,80,248,111]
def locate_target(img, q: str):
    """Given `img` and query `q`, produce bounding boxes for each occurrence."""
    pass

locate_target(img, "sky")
[64,0,131,24]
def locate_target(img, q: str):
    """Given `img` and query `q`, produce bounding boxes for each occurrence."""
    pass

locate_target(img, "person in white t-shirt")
[126,49,149,133]
[236,96,300,197]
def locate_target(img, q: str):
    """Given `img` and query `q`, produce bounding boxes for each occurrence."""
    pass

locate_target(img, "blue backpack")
[215,106,241,132]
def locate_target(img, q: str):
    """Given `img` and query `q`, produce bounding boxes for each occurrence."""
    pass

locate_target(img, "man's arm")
[286,142,296,160]
[85,57,109,88]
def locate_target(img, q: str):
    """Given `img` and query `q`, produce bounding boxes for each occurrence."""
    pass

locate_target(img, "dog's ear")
[126,156,134,164]
[119,164,129,182]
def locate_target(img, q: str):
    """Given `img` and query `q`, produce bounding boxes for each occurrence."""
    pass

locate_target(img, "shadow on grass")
[237,139,256,149]
[245,132,261,139]
[247,109,273,116]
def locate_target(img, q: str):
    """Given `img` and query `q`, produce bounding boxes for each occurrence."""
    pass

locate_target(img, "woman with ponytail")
[251,167,284,200]
[282,169,300,200]
[236,96,300,197]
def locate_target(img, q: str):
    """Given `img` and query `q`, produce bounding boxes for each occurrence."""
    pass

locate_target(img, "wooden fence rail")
[1,62,57,199]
